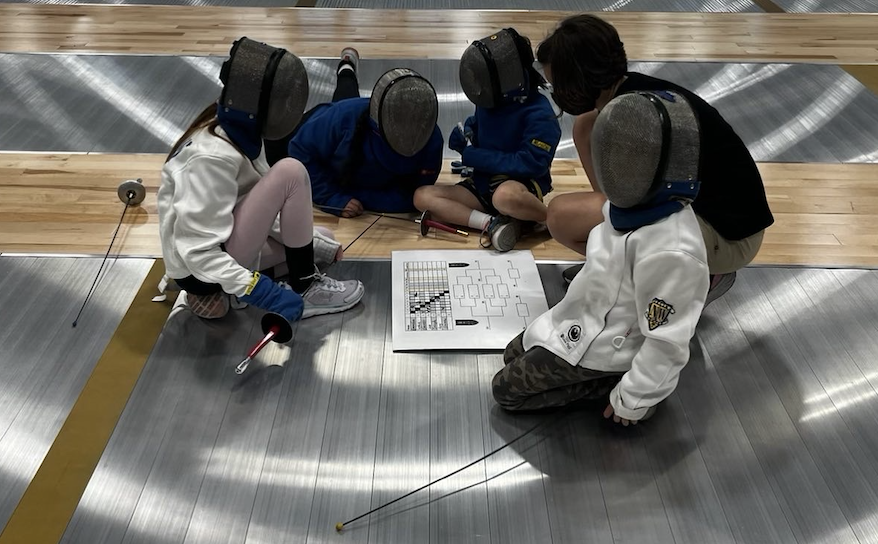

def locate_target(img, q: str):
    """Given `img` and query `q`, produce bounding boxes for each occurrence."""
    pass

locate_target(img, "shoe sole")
[186,293,230,319]
[340,48,359,68]
[301,285,365,319]
[493,222,521,252]
[704,272,736,308]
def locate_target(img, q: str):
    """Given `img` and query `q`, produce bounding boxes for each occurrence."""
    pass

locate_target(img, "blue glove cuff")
[239,272,304,322]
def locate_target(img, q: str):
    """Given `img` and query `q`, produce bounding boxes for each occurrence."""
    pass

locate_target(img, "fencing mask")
[592,90,701,229]
[370,68,439,157]
[219,37,309,142]
[459,28,535,109]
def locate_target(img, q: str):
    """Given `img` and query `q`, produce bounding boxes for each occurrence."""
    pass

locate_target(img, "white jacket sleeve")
[172,155,254,296]
[609,250,709,421]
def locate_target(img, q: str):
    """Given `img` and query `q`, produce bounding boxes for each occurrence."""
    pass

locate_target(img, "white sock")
[468,210,493,230]
[338,63,354,75]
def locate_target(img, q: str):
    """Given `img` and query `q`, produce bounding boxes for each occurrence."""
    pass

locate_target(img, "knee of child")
[546,197,567,232]
[491,368,526,408]
[492,379,515,408]
[413,185,434,211]
[572,111,597,147]
[491,183,526,213]
[492,391,524,412]
[274,157,309,183]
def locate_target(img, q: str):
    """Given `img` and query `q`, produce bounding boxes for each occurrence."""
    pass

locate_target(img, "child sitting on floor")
[414,28,561,252]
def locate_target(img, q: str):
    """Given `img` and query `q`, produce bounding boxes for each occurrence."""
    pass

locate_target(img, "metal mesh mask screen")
[370,68,439,157]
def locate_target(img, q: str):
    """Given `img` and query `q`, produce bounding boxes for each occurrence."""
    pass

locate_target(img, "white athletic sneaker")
[339,47,359,72]
[485,215,522,252]
[291,271,365,319]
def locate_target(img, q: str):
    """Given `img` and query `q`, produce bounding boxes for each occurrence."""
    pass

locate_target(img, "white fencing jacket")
[158,127,280,297]
[523,201,709,421]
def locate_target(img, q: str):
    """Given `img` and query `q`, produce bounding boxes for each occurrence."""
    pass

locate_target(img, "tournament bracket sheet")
[391,250,549,350]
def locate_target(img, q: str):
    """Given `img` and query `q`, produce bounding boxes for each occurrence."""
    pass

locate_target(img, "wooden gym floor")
[2,4,878,544]
[0,6,877,266]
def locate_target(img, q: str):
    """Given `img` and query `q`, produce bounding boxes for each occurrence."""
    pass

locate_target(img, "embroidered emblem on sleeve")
[244,271,261,296]
[531,139,552,152]
[645,298,675,330]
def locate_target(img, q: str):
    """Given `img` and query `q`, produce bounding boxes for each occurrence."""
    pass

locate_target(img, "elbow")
[513,156,549,180]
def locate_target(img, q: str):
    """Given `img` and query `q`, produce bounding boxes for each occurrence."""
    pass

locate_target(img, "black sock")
[284,242,315,294]
[332,69,361,102]
[258,266,276,280]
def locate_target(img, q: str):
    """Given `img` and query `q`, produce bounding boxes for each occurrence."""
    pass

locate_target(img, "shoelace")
[303,272,345,292]
[279,272,345,294]
[480,217,499,249]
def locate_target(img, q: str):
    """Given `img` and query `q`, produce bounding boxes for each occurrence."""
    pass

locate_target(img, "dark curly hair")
[536,15,628,111]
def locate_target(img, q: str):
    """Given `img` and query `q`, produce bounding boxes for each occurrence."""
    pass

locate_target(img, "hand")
[462,117,476,145]
[448,124,470,154]
[603,404,638,427]
[342,198,364,218]
[239,272,304,322]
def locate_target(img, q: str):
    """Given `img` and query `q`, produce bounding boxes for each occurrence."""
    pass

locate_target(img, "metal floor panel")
[0,256,152,533]
[774,0,878,11]
[62,261,878,543]
[2,54,878,163]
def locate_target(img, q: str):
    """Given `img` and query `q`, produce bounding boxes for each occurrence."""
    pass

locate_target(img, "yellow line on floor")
[0,260,172,544]
[751,0,786,12]
[842,64,878,95]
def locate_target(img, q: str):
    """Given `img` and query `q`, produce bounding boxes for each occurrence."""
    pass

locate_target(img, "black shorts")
[175,275,223,296]
[457,177,549,216]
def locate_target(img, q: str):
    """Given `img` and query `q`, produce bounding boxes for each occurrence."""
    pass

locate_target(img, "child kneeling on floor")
[492,90,709,426]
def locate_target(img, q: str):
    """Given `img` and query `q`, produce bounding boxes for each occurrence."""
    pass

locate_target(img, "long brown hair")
[165,101,246,162]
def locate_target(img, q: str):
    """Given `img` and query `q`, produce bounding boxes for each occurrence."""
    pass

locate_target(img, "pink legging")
[224,158,316,271]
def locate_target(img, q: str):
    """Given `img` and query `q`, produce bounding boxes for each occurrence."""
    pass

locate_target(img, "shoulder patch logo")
[645,298,675,330]
[531,139,552,152]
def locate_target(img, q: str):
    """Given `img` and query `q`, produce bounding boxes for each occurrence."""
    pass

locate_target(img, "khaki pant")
[697,217,765,275]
